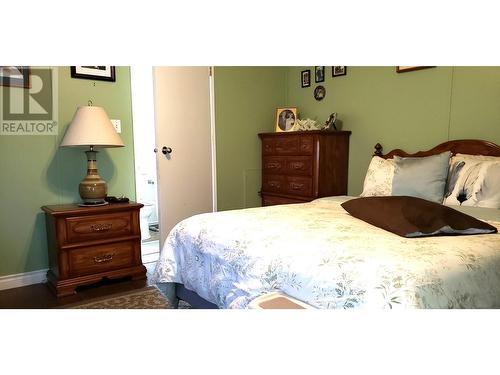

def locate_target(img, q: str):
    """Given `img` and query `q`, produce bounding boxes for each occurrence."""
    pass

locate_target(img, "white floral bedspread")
[152,196,500,309]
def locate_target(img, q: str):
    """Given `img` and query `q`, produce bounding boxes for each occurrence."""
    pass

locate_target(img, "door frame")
[209,66,217,212]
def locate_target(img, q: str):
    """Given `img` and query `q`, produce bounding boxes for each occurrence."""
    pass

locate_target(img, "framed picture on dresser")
[275,107,298,132]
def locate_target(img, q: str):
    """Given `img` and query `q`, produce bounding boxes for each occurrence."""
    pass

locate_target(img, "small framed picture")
[70,66,116,82]
[315,66,325,83]
[275,107,298,132]
[313,85,326,101]
[0,66,30,88]
[301,69,311,88]
[396,66,434,73]
[332,66,347,77]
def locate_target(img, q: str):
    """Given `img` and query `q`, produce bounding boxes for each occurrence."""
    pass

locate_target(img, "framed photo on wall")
[70,66,116,82]
[313,85,326,101]
[315,66,325,83]
[396,66,434,73]
[301,69,311,87]
[0,66,30,88]
[275,107,298,132]
[332,66,347,77]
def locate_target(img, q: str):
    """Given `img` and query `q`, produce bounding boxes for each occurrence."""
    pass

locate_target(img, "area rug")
[65,286,172,309]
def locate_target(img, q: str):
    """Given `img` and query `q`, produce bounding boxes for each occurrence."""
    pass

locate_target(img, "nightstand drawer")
[68,240,135,277]
[64,212,133,244]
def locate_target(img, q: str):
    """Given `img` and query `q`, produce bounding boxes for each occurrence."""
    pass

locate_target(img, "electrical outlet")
[111,119,121,133]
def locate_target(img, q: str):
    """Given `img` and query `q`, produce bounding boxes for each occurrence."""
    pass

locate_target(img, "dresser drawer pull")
[268,181,281,188]
[90,223,113,232]
[266,162,281,169]
[290,162,305,170]
[290,183,305,190]
[93,253,115,264]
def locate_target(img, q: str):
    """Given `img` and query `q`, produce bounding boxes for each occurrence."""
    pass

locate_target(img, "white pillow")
[454,153,500,162]
[444,157,500,208]
[360,156,395,197]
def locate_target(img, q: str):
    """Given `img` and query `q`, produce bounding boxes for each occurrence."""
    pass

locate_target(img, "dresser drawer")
[263,156,286,174]
[262,195,305,206]
[262,138,275,155]
[68,240,135,277]
[262,175,285,194]
[64,212,133,244]
[284,176,313,197]
[262,135,314,156]
[285,156,313,176]
[275,136,300,154]
[299,135,314,154]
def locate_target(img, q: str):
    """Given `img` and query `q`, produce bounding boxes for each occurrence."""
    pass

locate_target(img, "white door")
[153,66,215,246]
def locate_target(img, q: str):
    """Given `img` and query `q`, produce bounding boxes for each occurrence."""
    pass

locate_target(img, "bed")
[152,139,500,309]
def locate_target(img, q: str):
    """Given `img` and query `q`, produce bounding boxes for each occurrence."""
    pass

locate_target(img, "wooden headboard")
[374,139,500,159]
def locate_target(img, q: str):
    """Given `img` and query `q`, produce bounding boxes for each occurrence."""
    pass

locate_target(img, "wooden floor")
[0,262,157,309]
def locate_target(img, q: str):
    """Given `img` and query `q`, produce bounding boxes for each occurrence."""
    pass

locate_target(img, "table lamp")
[60,102,124,206]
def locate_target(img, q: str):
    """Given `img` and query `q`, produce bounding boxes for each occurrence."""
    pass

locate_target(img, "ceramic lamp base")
[79,149,108,204]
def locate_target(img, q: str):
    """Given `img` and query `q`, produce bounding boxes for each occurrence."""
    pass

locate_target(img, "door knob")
[162,146,173,155]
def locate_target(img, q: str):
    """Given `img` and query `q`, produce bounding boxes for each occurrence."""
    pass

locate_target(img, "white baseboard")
[0,269,48,291]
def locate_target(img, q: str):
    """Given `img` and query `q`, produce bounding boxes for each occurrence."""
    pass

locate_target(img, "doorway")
[131,66,160,266]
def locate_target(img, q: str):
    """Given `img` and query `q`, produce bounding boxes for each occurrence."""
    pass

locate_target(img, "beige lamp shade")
[60,105,124,205]
[60,105,124,147]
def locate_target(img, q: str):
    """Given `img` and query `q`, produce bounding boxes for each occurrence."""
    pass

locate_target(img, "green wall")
[214,67,287,210]
[286,66,500,195]
[3,65,500,277]
[0,66,136,276]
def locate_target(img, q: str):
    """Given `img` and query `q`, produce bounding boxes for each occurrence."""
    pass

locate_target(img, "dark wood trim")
[259,130,351,138]
[42,202,143,216]
[374,139,500,159]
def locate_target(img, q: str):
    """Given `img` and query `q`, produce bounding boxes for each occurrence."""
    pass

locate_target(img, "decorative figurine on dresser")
[258,130,351,206]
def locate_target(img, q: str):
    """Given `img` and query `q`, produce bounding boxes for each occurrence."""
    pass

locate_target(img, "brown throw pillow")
[341,196,497,238]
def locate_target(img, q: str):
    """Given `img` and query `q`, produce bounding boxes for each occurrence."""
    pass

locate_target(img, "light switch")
[111,119,121,133]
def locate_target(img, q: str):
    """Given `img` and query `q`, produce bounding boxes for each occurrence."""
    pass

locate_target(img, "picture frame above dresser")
[258,130,351,206]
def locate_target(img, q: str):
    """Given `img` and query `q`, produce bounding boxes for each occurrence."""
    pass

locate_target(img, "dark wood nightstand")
[41,202,147,297]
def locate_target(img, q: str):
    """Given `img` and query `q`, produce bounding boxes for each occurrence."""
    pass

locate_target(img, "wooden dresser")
[41,202,146,297]
[258,130,351,206]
